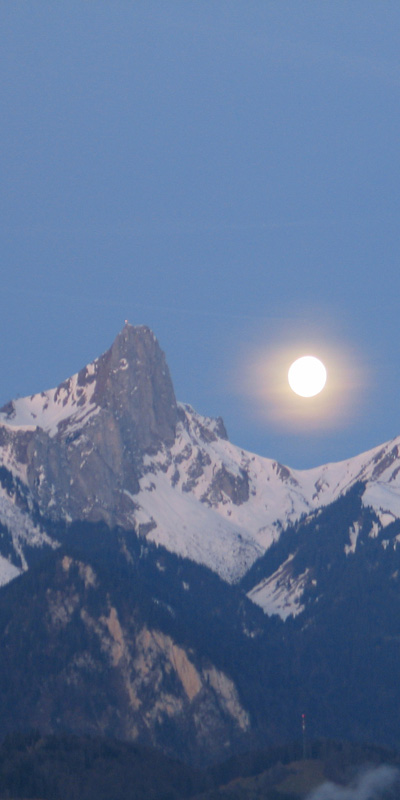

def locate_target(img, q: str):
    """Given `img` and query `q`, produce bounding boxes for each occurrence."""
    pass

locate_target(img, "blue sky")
[1,2,400,468]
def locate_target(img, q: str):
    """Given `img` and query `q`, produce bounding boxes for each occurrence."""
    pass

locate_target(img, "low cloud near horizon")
[308,765,399,800]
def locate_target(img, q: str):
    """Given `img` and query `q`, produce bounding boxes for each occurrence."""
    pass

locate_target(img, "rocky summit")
[0,324,178,529]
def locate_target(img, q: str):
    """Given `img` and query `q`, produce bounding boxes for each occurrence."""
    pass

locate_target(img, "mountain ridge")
[0,324,400,610]
[1,325,400,762]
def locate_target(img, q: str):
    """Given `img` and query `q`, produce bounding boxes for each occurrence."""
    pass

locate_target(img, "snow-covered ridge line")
[0,362,99,437]
[132,403,400,586]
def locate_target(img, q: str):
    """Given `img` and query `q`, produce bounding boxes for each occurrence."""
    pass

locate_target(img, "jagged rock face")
[0,325,178,527]
[90,324,178,451]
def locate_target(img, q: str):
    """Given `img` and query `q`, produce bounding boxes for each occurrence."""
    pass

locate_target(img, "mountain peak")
[0,326,178,526]
[90,323,178,449]
[116,320,155,343]
[0,325,178,450]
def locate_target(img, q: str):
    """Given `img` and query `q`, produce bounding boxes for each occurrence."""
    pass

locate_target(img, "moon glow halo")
[235,326,365,433]
[288,356,327,398]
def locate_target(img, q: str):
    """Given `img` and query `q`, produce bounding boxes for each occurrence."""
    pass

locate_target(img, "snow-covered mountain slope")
[247,553,310,621]
[131,403,400,583]
[0,323,400,594]
[0,366,100,438]
[0,468,60,582]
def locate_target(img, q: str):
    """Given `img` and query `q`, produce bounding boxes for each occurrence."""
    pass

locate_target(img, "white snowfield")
[247,555,311,621]
[1,351,400,616]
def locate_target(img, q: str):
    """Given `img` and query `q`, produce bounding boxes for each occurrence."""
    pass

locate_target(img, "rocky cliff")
[0,324,178,528]
[0,525,259,765]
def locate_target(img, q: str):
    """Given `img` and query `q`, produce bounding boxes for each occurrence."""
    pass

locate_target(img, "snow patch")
[0,556,21,586]
[247,555,308,620]
[345,522,360,555]
[0,485,59,573]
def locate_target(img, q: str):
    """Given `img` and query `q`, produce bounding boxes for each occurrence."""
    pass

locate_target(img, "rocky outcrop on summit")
[89,323,178,451]
[0,325,178,527]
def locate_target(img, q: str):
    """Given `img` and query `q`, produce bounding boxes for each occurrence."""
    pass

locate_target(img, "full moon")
[288,356,327,398]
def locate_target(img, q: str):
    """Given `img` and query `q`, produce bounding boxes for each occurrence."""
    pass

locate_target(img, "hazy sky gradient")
[1,2,400,468]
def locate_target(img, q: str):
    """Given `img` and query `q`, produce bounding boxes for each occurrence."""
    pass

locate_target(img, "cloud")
[308,765,399,800]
